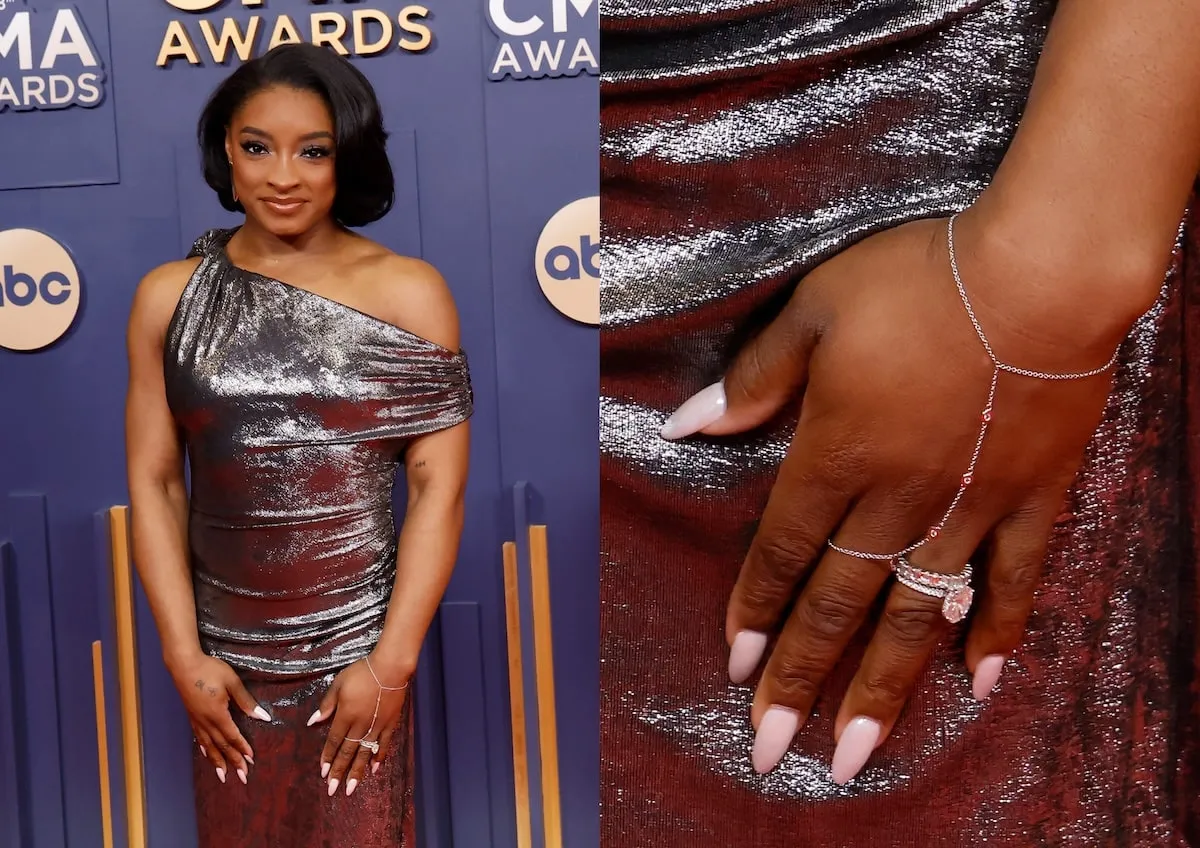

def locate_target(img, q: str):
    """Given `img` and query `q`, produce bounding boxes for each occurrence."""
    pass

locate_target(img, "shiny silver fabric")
[165,228,472,678]
[601,1,1197,844]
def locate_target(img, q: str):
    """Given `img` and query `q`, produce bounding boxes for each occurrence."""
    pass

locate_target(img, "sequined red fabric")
[600,1,1200,844]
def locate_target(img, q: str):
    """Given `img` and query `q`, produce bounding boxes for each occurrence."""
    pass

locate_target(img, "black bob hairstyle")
[197,43,395,228]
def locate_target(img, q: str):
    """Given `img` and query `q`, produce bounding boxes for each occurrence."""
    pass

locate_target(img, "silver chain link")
[828,215,1120,565]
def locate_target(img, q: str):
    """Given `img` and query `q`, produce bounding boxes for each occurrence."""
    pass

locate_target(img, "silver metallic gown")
[163,228,473,847]
[601,1,1200,845]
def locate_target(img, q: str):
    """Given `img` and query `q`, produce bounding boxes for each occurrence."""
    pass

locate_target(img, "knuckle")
[767,658,823,706]
[800,588,862,641]
[990,558,1042,604]
[859,671,910,708]
[752,534,818,583]
[880,602,944,649]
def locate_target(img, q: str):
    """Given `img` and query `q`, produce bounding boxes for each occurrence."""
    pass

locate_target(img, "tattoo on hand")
[412,460,426,468]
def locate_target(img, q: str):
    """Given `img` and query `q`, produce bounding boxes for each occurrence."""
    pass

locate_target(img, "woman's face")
[225,85,337,238]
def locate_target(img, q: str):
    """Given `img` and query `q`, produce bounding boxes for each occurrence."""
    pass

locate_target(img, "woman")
[602,0,1199,844]
[124,43,472,846]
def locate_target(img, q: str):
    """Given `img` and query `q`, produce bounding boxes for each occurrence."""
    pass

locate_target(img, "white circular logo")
[535,196,598,326]
[0,229,82,352]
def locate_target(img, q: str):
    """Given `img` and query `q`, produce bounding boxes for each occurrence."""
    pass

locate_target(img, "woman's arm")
[126,260,263,784]
[370,421,470,680]
[961,0,1200,361]
[125,261,202,667]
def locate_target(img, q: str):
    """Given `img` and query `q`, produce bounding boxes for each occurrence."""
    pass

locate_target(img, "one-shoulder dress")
[163,228,473,847]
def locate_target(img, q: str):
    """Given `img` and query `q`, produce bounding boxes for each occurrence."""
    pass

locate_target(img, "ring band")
[892,556,974,623]
[357,739,379,755]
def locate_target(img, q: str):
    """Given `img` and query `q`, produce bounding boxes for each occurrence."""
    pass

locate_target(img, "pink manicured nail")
[307,709,322,727]
[253,706,272,722]
[321,761,330,779]
[237,768,247,785]
[660,381,726,440]
[372,762,380,775]
[245,754,254,766]
[972,654,1006,701]
[346,779,358,796]
[728,631,768,684]
[752,706,800,774]
[327,778,339,797]
[215,767,226,784]
[199,745,207,758]
[831,717,881,785]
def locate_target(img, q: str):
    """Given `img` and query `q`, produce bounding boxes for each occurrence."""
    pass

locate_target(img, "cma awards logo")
[486,0,597,81]
[0,229,82,352]
[0,0,106,111]
[535,196,597,325]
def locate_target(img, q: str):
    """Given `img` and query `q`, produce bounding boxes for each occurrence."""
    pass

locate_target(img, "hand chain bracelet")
[344,655,409,755]
[827,214,1122,618]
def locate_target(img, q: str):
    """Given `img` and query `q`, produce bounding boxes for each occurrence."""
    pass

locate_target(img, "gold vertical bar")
[528,525,562,848]
[109,506,147,848]
[91,640,114,848]
[503,542,533,848]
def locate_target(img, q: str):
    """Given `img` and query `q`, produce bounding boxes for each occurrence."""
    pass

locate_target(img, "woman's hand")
[169,651,271,785]
[311,656,409,797]
[660,214,1142,784]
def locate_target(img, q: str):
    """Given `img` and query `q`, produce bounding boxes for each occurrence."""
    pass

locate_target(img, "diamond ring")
[892,556,975,623]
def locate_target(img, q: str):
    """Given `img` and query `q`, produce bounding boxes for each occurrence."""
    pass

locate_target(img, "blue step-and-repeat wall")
[0,0,598,845]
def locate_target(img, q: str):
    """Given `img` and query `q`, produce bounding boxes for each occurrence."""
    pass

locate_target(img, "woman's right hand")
[168,651,271,785]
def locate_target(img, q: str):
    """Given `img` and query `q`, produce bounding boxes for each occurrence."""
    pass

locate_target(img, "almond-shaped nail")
[245,754,254,766]
[199,745,207,758]
[660,381,726,440]
[237,768,247,785]
[215,767,226,784]
[307,709,323,727]
[752,706,800,774]
[253,706,272,722]
[831,716,881,785]
[729,630,768,684]
[371,762,380,775]
[327,778,339,797]
[321,761,331,779]
[972,654,1006,701]
[346,778,358,797]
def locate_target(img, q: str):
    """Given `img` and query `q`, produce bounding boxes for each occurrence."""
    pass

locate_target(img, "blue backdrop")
[0,0,598,845]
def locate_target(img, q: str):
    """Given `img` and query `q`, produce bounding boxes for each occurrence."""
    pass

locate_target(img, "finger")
[328,724,370,795]
[226,674,272,723]
[309,676,342,728]
[964,499,1059,700]
[320,712,350,780]
[748,494,928,775]
[660,284,821,440]
[214,714,254,782]
[370,724,397,776]
[725,424,863,684]
[344,740,376,796]
[829,500,997,785]
[193,725,217,769]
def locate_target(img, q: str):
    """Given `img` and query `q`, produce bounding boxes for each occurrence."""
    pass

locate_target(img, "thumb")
[307,677,342,727]
[660,295,819,440]
[227,674,271,722]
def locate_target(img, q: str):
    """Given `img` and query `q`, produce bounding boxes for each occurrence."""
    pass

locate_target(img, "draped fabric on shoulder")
[601,1,1200,845]
[165,227,471,847]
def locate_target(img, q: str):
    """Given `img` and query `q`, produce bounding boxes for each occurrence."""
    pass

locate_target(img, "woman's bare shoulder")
[128,257,203,339]
[350,244,460,351]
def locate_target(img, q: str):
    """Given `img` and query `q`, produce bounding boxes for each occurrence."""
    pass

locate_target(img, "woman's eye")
[240,141,267,156]
[302,146,331,159]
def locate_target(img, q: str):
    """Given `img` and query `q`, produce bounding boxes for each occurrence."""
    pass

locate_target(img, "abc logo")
[0,229,81,351]
[535,196,598,325]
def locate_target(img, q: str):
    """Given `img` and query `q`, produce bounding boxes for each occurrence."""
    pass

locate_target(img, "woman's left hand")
[311,656,408,796]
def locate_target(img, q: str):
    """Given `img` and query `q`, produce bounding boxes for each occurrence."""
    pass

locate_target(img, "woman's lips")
[262,198,306,214]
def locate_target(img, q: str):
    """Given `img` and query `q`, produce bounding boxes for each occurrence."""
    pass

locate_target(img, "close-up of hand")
[170,651,271,786]
[660,213,1147,785]
[311,655,409,798]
